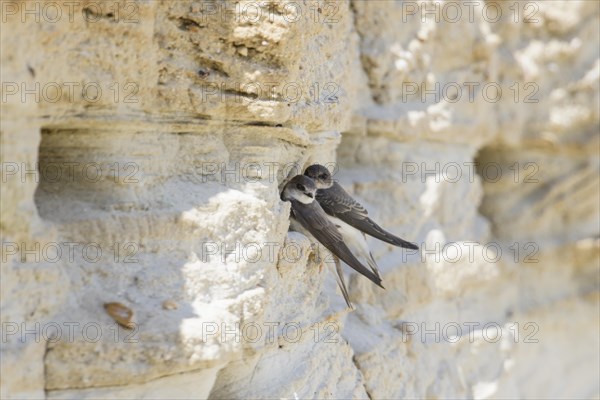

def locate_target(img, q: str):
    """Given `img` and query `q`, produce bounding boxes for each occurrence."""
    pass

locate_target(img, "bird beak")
[307,193,314,198]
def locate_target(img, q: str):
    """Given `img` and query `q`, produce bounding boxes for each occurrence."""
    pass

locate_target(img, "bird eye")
[319,173,327,179]
[296,183,305,191]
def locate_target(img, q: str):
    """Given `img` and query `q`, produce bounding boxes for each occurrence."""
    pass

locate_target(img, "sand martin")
[303,165,384,280]
[281,175,384,307]
[304,164,419,259]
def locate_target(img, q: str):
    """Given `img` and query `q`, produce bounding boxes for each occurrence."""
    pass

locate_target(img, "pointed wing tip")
[360,270,384,289]
[398,241,419,250]
[374,279,385,289]
[365,271,385,289]
[385,235,420,250]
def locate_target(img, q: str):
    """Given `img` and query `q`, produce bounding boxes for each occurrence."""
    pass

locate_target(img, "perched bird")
[304,164,419,256]
[281,175,384,307]
[302,165,384,280]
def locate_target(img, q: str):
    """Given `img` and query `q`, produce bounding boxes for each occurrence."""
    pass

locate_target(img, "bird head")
[304,164,333,189]
[281,175,317,204]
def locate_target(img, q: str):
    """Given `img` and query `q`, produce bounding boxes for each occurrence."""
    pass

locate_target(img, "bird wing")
[333,257,353,309]
[317,183,419,250]
[291,199,384,288]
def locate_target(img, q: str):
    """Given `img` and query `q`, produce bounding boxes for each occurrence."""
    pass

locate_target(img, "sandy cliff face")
[1,1,598,399]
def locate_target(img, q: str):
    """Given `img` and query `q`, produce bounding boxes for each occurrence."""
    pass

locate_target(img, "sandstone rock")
[1,0,598,398]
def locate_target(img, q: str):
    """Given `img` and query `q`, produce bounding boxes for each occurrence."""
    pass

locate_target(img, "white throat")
[317,180,333,189]
[284,187,314,204]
